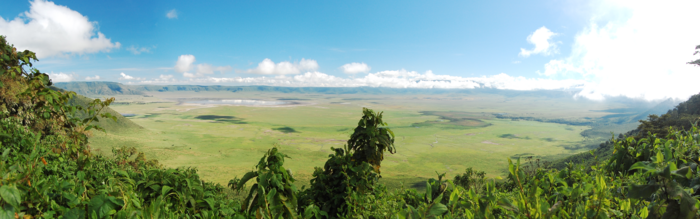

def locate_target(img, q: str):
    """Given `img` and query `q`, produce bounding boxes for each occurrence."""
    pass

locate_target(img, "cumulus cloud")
[0,0,120,58]
[47,72,76,82]
[126,45,154,55]
[519,26,558,57]
[246,58,319,75]
[119,72,143,81]
[340,62,371,74]
[85,75,101,80]
[166,9,178,19]
[174,54,232,78]
[539,0,700,101]
[174,55,196,73]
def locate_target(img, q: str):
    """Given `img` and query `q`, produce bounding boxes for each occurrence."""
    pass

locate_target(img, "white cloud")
[119,72,143,81]
[166,9,178,19]
[48,72,76,82]
[246,58,319,75]
[174,55,196,73]
[85,75,100,80]
[133,69,586,92]
[159,74,174,80]
[126,45,154,55]
[0,0,120,58]
[196,63,232,75]
[340,62,371,74]
[174,54,232,78]
[539,0,700,101]
[519,26,558,57]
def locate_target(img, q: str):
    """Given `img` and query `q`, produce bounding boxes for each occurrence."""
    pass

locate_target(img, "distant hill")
[55,81,592,98]
[54,81,144,96]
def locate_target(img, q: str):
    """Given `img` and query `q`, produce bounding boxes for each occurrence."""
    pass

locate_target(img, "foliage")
[6,34,700,218]
[0,35,241,218]
[306,146,378,217]
[236,147,299,218]
[347,108,396,173]
[305,108,396,218]
[453,168,486,194]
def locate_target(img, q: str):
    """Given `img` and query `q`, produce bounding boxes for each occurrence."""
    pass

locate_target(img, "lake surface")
[184,99,291,106]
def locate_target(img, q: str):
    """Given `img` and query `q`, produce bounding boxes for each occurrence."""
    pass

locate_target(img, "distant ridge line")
[54,81,583,98]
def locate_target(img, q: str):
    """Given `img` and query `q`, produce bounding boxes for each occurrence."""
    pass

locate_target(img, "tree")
[347,107,396,173]
[306,108,396,217]
[236,147,298,218]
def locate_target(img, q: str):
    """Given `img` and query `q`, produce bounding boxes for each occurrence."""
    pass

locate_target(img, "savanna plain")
[88,91,624,190]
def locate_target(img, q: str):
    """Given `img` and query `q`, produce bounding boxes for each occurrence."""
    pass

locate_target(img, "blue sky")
[1,0,699,100]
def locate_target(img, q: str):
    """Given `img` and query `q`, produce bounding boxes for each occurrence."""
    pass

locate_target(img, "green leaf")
[629,162,656,173]
[88,194,124,219]
[627,184,661,199]
[0,205,15,219]
[161,185,172,196]
[425,181,432,201]
[62,208,86,219]
[656,151,664,163]
[426,203,448,217]
[237,171,258,191]
[115,170,129,178]
[131,198,142,209]
[0,185,21,209]
[1,149,9,160]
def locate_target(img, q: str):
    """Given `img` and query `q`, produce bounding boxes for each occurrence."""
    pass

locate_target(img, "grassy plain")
[88,91,626,189]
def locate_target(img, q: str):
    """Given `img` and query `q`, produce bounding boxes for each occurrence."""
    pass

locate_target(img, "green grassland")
[88,91,629,189]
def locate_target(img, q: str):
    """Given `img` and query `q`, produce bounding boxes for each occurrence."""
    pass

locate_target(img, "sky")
[1,0,699,101]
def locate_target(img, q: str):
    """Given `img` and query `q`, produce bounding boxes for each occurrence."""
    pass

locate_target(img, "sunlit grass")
[90,91,608,189]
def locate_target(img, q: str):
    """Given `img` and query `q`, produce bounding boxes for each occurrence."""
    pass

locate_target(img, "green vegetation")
[96,96,591,187]
[235,148,299,217]
[552,91,700,170]
[412,111,490,129]
[5,36,700,218]
[0,36,241,218]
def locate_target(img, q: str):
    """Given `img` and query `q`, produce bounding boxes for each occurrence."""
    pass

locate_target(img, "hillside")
[53,81,144,96]
[69,93,144,133]
[554,92,700,169]
[49,86,143,133]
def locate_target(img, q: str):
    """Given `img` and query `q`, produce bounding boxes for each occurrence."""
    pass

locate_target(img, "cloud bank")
[174,54,232,78]
[246,58,319,75]
[540,0,700,100]
[135,69,585,92]
[48,72,77,82]
[0,0,120,58]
